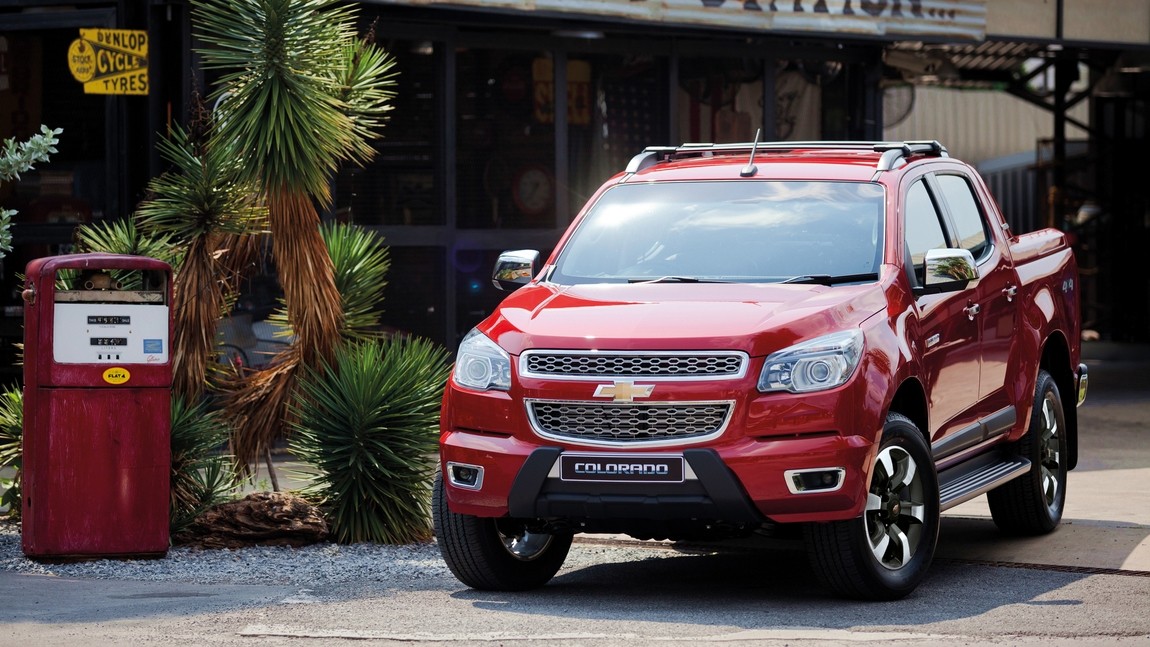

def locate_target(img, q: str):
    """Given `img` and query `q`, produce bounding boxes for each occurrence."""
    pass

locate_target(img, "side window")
[936,174,990,260]
[904,180,947,286]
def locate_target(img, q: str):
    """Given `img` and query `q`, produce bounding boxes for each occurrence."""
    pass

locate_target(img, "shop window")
[678,57,764,143]
[1,29,108,379]
[334,38,440,226]
[378,246,446,346]
[567,54,667,218]
[454,246,551,345]
[775,61,827,140]
[456,49,556,229]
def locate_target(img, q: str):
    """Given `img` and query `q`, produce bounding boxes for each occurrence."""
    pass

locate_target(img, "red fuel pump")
[21,253,172,559]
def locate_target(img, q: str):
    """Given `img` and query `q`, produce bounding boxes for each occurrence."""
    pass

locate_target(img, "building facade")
[1,0,1148,355]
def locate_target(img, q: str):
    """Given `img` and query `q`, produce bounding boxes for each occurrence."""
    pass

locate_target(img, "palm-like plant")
[74,218,180,269]
[193,0,398,470]
[225,222,392,480]
[0,384,22,518]
[288,337,449,544]
[134,120,266,401]
[170,395,238,533]
[266,222,391,342]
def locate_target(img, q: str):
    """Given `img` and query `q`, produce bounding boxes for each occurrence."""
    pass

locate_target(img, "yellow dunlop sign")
[67,28,148,95]
[103,367,131,385]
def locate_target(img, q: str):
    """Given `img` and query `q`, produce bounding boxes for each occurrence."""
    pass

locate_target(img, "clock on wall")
[511,165,555,217]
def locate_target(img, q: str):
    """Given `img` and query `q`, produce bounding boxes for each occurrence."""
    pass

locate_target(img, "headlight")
[758,330,864,393]
[453,329,512,391]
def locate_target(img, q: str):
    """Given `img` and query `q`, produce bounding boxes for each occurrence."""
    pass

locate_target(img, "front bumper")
[440,429,874,525]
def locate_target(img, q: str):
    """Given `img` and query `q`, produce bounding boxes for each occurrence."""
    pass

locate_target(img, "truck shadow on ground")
[452,530,1097,632]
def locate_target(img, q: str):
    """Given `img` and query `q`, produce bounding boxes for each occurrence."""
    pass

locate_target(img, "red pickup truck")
[434,140,1088,600]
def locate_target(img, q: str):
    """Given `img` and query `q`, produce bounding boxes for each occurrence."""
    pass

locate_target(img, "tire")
[433,471,572,591]
[804,413,940,600]
[987,369,1067,535]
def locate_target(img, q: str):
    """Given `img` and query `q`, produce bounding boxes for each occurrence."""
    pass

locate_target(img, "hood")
[483,281,887,357]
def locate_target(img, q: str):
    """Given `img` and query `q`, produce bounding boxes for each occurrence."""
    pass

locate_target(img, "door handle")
[1002,285,1018,302]
[964,303,981,320]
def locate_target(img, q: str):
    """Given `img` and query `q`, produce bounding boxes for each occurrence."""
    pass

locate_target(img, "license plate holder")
[559,454,684,483]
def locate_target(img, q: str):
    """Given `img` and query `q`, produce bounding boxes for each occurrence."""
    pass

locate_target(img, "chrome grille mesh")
[528,401,731,444]
[522,352,745,379]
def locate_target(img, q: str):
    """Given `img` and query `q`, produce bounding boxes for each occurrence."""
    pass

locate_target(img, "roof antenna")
[740,128,761,177]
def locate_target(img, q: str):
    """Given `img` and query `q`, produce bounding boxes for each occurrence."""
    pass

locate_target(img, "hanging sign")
[66,29,148,96]
[374,0,987,41]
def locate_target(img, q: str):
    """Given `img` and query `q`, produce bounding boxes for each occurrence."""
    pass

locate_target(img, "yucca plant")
[134,119,267,401]
[170,394,238,533]
[288,337,450,544]
[72,218,182,291]
[265,222,391,342]
[228,222,391,486]
[0,384,22,518]
[194,0,399,472]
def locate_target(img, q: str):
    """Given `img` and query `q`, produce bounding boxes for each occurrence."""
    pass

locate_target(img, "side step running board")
[938,452,1031,511]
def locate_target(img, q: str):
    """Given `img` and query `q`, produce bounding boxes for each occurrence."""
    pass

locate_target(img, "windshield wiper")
[780,272,878,286]
[628,276,729,284]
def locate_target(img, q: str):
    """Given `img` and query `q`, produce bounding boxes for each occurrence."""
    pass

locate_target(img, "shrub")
[170,395,238,533]
[289,336,449,544]
[0,384,22,518]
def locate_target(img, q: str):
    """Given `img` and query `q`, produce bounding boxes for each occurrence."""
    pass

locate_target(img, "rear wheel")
[433,471,572,591]
[805,413,940,600]
[988,369,1067,535]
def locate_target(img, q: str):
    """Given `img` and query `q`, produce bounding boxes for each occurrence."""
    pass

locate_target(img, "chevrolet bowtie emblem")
[593,381,655,402]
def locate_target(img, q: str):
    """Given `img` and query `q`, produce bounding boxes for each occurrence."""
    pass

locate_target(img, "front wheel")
[804,413,940,600]
[433,471,573,591]
[987,369,1068,535]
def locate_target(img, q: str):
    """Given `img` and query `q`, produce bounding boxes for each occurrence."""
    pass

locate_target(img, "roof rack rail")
[621,140,949,176]
[623,146,678,174]
[874,140,949,171]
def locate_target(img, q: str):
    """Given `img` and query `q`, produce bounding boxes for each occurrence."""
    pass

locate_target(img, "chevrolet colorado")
[434,140,1088,600]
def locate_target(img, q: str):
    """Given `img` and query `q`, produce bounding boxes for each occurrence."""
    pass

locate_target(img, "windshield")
[551,180,885,285]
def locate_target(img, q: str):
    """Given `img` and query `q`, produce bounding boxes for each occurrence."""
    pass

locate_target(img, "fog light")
[784,468,845,494]
[447,462,484,490]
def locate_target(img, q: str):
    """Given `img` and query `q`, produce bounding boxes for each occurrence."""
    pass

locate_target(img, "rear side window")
[936,174,990,260]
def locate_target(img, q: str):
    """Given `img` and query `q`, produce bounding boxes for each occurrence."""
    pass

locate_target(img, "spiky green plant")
[0,384,22,518]
[288,337,449,544]
[170,395,238,533]
[74,218,182,273]
[267,222,391,341]
[135,123,266,240]
[134,120,267,401]
[195,0,399,472]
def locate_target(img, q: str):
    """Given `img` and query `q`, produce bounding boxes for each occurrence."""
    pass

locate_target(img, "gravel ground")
[0,520,676,590]
[0,520,453,586]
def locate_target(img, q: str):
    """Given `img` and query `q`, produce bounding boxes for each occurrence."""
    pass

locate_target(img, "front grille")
[521,351,747,380]
[527,400,732,445]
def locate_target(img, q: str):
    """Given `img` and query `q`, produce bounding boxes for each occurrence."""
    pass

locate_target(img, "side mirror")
[917,248,980,295]
[492,249,539,292]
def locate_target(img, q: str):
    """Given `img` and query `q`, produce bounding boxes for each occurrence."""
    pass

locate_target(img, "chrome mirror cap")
[492,249,539,292]
[921,248,980,294]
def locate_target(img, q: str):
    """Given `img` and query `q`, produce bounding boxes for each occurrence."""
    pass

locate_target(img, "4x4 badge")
[593,381,655,402]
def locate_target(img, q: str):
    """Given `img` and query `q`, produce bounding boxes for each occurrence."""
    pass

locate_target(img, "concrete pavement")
[940,344,1150,572]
